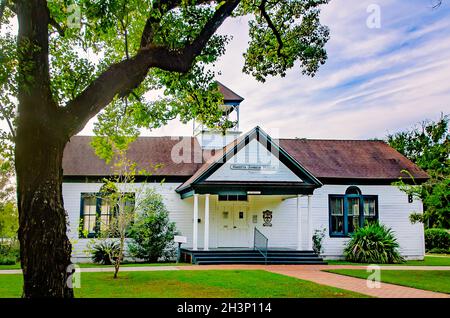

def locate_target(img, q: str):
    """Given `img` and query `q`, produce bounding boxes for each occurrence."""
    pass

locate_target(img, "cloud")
[3,0,450,141]
[204,0,450,139]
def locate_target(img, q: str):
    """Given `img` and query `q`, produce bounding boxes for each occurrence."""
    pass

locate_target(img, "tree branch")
[0,0,6,22]
[49,16,65,36]
[140,0,180,48]
[63,0,241,136]
[140,0,215,48]
[258,0,287,60]
[16,0,57,122]
[0,104,16,140]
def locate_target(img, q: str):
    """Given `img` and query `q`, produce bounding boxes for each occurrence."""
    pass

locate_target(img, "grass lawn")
[0,262,191,270]
[327,255,450,266]
[0,270,368,298]
[77,262,192,268]
[0,264,20,270]
[326,269,450,294]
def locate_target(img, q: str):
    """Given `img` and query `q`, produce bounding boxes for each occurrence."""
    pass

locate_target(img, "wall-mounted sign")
[174,236,187,244]
[262,210,273,227]
[230,164,277,171]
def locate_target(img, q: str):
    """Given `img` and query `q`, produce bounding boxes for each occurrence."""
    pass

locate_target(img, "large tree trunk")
[15,0,74,298]
[15,126,73,298]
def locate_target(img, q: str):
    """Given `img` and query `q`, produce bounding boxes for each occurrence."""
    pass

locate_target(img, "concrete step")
[184,249,326,265]
[196,260,327,265]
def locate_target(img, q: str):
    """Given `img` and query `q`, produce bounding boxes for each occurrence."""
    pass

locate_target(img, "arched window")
[329,187,378,237]
[345,186,361,195]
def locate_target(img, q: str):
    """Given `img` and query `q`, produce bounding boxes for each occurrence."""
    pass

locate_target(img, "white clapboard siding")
[309,185,425,260]
[63,182,425,262]
[206,139,302,182]
[63,182,195,262]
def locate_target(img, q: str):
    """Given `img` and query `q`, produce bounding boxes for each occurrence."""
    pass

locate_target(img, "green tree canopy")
[1,0,330,161]
[388,114,450,229]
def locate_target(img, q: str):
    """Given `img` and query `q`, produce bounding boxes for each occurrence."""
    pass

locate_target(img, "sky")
[2,0,450,140]
[100,0,447,140]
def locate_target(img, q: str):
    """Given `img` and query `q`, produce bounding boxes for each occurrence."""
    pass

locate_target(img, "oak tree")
[0,0,329,297]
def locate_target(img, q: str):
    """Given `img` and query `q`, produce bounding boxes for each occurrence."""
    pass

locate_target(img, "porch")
[185,193,315,252]
[179,192,325,265]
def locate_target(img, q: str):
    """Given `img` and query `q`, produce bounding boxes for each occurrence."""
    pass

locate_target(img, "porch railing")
[253,227,268,264]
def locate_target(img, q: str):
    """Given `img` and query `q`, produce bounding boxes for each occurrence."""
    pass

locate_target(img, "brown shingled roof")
[62,136,203,176]
[279,138,429,180]
[217,81,244,103]
[63,134,429,182]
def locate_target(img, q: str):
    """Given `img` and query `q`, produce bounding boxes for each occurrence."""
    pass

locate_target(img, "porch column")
[204,194,210,251]
[296,195,302,250]
[193,193,199,250]
[307,195,313,250]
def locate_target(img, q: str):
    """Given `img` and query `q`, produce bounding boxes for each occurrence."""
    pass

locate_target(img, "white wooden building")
[62,83,428,263]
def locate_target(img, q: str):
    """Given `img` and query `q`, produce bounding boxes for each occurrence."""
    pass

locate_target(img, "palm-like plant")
[344,222,405,264]
[91,241,121,265]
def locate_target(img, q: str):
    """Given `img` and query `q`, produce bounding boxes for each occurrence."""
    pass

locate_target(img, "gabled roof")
[63,136,202,177]
[217,81,244,103]
[63,132,429,183]
[279,139,429,181]
[175,127,323,194]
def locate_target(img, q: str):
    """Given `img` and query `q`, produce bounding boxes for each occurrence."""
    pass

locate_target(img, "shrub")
[0,239,20,263]
[424,228,450,253]
[0,255,16,265]
[91,241,121,265]
[128,190,178,262]
[428,247,450,254]
[344,222,404,264]
[312,228,326,255]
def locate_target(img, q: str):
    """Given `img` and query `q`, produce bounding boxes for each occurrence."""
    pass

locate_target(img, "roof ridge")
[72,135,196,139]
[279,138,386,142]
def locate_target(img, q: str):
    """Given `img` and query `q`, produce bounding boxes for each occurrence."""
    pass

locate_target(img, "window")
[347,197,360,233]
[82,196,97,237]
[329,187,378,237]
[79,193,135,238]
[330,197,344,235]
[218,194,248,201]
[363,197,377,224]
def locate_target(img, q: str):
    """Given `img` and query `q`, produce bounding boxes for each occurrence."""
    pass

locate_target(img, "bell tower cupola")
[193,82,244,149]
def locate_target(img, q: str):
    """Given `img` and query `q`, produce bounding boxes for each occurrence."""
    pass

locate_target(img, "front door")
[218,205,250,247]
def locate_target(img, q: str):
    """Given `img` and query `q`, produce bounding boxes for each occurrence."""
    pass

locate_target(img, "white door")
[218,205,250,247]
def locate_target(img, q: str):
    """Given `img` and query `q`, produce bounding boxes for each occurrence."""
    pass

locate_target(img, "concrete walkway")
[0,266,180,275]
[1,264,449,298]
